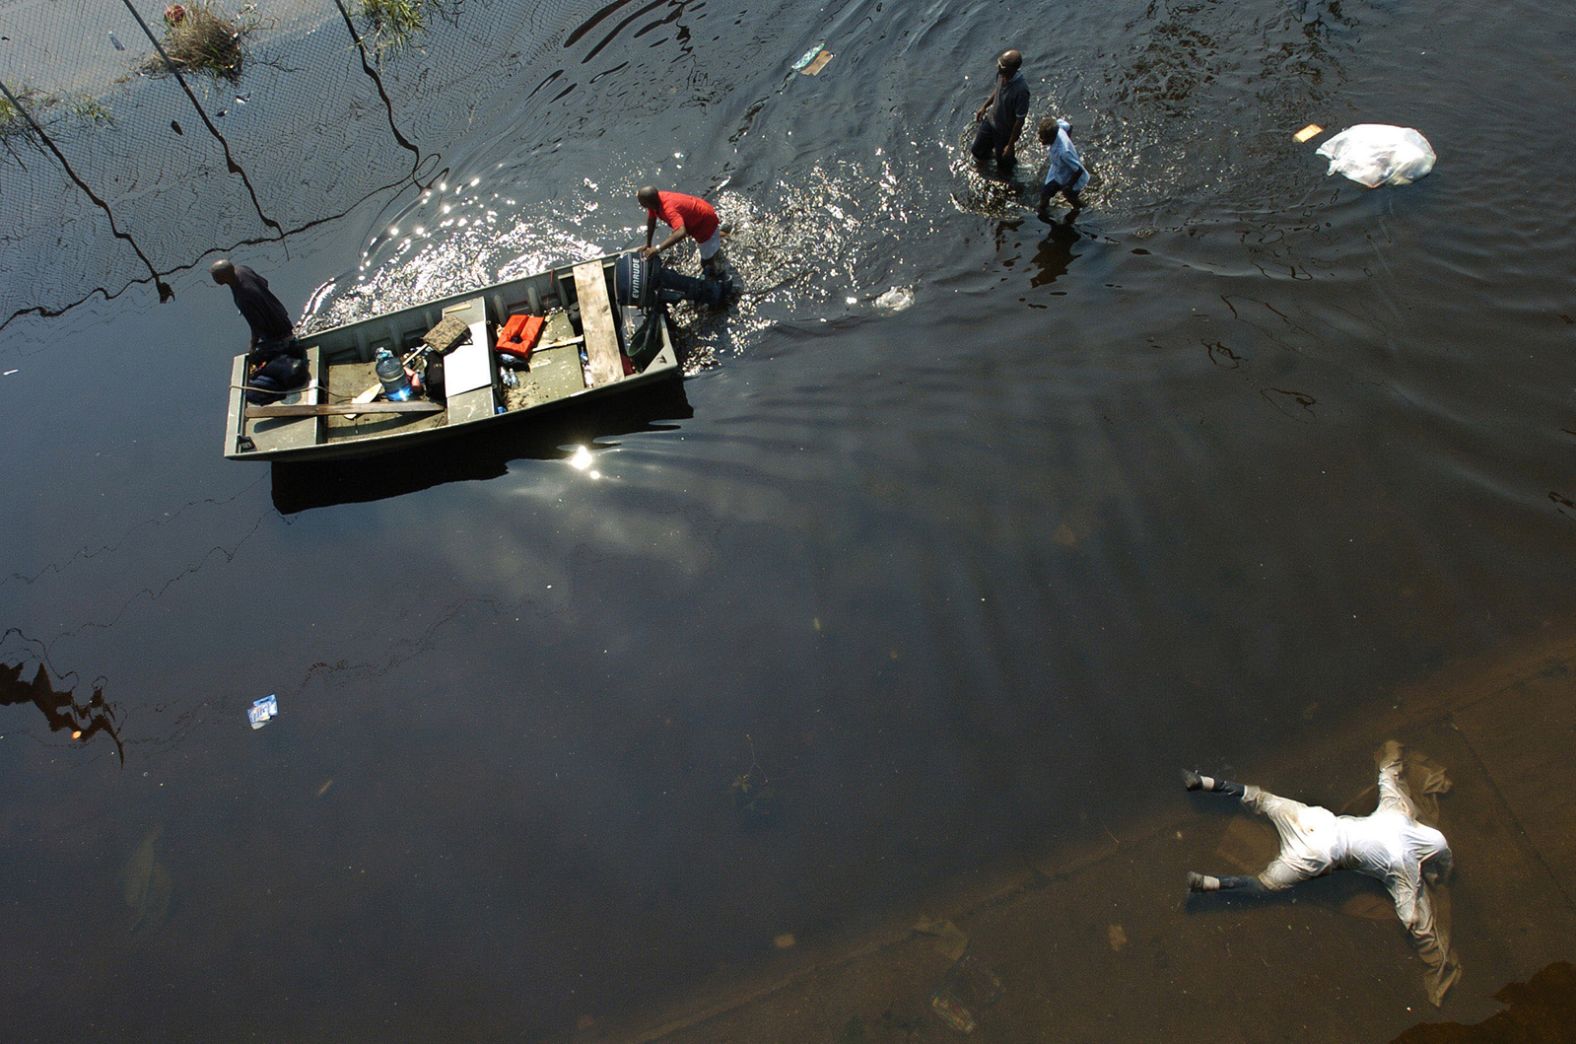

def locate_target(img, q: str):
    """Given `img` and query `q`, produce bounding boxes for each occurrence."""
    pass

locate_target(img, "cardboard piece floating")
[793,43,833,76]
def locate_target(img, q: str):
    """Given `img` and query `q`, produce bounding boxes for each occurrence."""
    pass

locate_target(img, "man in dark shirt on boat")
[211,258,308,404]
[638,186,724,277]
[971,49,1030,172]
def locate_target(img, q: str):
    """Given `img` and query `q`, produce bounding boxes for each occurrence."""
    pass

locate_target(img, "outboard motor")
[615,252,729,312]
[615,250,657,311]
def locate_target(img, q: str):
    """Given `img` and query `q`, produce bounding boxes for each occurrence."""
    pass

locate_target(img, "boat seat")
[572,261,623,388]
[435,296,497,424]
[237,345,323,453]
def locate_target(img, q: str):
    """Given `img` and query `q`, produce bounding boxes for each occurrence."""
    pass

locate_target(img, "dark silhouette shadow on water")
[269,381,694,514]
[329,0,426,182]
[1392,961,1576,1041]
[0,656,125,765]
[0,77,173,306]
[1029,209,1084,288]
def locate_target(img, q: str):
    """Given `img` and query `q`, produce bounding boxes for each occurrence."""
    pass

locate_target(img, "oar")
[247,399,443,419]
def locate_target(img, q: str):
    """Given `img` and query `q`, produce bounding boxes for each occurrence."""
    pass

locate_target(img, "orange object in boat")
[496,313,545,360]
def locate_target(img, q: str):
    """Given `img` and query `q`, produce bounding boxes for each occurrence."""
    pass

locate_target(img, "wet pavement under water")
[2,0,1575,1040]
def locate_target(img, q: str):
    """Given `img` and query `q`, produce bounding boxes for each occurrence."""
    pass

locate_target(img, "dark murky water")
[3,0,1575,1038]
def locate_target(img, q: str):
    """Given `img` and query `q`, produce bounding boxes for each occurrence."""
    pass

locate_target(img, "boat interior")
[226,255,676,460]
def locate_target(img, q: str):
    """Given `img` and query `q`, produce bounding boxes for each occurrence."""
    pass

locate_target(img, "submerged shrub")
[359,0,440,53]
[0,88,113,146]
[70,97,115,126]
[0,85,46,139]
[140,1,255,81]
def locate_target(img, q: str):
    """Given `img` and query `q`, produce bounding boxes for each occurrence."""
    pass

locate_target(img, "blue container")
[374,347,412,401]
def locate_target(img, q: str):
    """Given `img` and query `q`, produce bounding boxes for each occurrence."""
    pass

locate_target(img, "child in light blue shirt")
[1038,117,1089,214]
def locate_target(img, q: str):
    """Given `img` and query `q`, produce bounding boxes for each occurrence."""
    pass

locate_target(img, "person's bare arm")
[642,223,688,258]
[974,86,997,122]
[1001,115,1025,158]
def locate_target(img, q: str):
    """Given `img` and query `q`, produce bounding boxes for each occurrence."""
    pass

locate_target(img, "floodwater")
[2,0,1574,1039]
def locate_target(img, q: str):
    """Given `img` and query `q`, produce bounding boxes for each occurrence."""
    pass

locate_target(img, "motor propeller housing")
[615,252,729,310]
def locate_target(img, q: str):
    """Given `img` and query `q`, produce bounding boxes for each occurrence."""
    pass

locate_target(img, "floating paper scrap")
[793,43,834,76]
[1293,123,1323,143]
[248,693,279,730]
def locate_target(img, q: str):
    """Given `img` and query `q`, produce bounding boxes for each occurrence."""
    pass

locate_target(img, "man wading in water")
[638,186,725,278]
[971,49,1030,173]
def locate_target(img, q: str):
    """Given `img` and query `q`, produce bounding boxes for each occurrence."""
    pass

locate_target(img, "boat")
[223,252,681,462]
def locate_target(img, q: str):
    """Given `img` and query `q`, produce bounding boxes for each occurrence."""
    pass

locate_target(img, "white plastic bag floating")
[1316,124,1436,188]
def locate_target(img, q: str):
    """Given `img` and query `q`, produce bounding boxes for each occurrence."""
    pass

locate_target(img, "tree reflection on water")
[0,656,125,765]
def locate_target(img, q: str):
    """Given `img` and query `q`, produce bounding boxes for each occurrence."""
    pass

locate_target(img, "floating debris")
[1316,124,1436,188]
[121,826,173,933]
[1293,123,1323,143]
[793,43,834,76]
[874,286,914,313]
[247,692,278,730]
[731,733,779,827]
[929,953,1004,1034]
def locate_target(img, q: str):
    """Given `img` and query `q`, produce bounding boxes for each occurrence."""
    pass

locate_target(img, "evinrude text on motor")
[614,252,731,312]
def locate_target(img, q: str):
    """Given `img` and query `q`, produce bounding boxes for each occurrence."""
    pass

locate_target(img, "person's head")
[209,258,236,286]
[997,49,1022,79]
[1040,116,1073,145]
[636,185,660,209]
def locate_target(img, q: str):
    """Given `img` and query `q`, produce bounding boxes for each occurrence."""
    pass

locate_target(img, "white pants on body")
[1241,785,1339,889]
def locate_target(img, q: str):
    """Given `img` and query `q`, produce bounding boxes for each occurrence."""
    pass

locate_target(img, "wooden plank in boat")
[246,399,442,418]
[571,261,622,388]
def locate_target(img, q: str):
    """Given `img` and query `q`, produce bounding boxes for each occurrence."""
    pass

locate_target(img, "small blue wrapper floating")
[248,693,279,730]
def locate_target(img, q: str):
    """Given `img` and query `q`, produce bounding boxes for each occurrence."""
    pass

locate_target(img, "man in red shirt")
[638,186,723,276]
